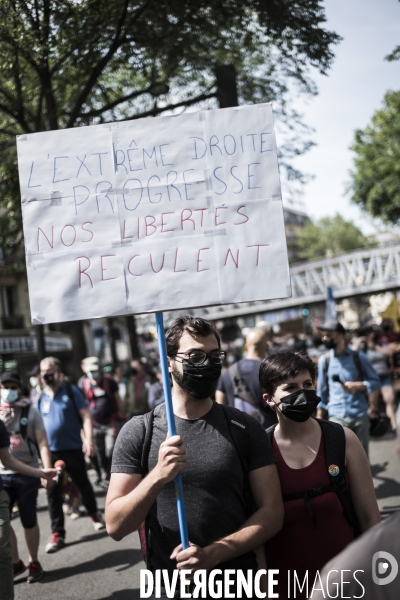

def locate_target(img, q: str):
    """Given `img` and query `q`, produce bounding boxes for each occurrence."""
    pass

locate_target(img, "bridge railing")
[135,244,400,331]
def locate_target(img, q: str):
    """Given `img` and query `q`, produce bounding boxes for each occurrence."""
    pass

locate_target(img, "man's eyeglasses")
[174,350,225,366]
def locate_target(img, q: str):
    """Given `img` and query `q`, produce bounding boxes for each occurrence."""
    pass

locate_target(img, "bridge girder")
[135,244,400,331]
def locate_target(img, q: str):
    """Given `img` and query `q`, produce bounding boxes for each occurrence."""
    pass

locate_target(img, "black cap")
[0,371,22,386]
[318,319,346,335]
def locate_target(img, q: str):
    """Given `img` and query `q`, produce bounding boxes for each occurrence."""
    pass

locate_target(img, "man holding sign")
[106,316,283,597]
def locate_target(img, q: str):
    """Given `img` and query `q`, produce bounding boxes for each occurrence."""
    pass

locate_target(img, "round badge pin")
[62,395,69,402]
[328,464,340,477]
[20,417,28,426]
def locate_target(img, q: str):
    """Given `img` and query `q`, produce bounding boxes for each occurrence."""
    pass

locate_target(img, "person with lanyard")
[0,371,55,584]
[261,350,381,600]
[106,316,283,598]
[38,356,105,554]
[0,396,56,598]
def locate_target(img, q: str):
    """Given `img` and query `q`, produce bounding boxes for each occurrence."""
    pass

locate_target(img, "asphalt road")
[11,434,400,600]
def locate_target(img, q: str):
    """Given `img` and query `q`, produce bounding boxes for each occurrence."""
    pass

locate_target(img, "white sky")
[286,0,400,233]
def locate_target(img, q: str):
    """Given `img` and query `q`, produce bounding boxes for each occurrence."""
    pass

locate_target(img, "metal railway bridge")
[136,244,400,331]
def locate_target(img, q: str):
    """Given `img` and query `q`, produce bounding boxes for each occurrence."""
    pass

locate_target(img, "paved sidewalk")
[12,481,144,600]
[370,433,400,518]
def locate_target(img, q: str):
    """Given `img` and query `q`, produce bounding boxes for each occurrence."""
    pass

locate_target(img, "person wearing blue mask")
[0,371,55,585]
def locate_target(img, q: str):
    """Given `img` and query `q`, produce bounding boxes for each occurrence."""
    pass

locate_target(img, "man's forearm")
[83,417,93,446]
[204,503,283,567]
[106,470,165,541]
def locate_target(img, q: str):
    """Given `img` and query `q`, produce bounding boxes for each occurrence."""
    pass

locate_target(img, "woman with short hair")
[0,371,54,584]
[260,351,380,599]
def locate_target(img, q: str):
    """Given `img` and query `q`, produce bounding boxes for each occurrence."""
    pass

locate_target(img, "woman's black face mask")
[276,389,321,423]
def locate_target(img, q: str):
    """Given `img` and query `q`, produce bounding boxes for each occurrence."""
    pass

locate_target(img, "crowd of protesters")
[0,315,399,599]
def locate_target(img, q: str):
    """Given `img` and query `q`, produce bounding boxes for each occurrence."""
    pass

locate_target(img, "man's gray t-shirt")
[111,402,276,573]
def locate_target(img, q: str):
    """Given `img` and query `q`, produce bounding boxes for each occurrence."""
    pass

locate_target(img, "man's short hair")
[166,316,221,357]
[259,350,316,396]
[41,356,62,370]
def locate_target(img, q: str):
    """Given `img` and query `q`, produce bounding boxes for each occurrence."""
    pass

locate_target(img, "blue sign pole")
[155,312,189,550]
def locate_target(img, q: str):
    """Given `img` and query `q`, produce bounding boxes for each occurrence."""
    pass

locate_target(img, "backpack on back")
[82,375,116,422]
[228,361,265,424]
[137,404,253,566]
[15,405,39,457]
[267,419,360,537]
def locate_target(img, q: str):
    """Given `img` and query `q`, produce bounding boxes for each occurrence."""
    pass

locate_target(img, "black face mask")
[43,372,58,386]
[173,358,222,400]
[277,389,321,423]
[323,338,336,350]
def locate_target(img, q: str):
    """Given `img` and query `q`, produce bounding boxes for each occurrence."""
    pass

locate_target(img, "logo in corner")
[372,551,398,586]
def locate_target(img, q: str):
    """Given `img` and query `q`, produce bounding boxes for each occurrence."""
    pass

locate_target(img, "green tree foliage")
[297,214,374,261]
[0,0,340,265]
[349,90,400,224]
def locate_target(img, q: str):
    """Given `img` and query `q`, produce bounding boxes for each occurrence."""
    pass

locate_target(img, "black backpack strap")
[138,409,155,567]
[352,350,364,381]
[220,404,251,473]
[274,418,360,536]
[318,419,360,535]
[220,404,253,515]
[19,405,38,457]
[352,351,368,404]
[64,381,83,425]
[140,410,155,476]
[266,423,277,443]
[19,405,30,440]
[323,352,330,396]
[228,362,256,407]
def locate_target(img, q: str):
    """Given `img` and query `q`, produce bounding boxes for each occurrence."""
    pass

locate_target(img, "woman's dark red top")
[264,432,354,599]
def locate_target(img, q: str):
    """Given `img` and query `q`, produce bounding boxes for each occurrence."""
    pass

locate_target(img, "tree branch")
[76,84,158,119]
[18,0,40,33]
[2,31,40,72]
[0,101,31,133]
[119,91,217,121]
[67,0,150,128]
[0,127,18,137]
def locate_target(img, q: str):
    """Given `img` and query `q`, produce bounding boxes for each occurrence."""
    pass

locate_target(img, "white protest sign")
[17,103,291,324]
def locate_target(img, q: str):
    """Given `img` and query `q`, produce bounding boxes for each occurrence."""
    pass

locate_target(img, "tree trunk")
[107,317,119,366]
[34,324,45,362]
[68,320,88,381]
[125,315,140,360]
